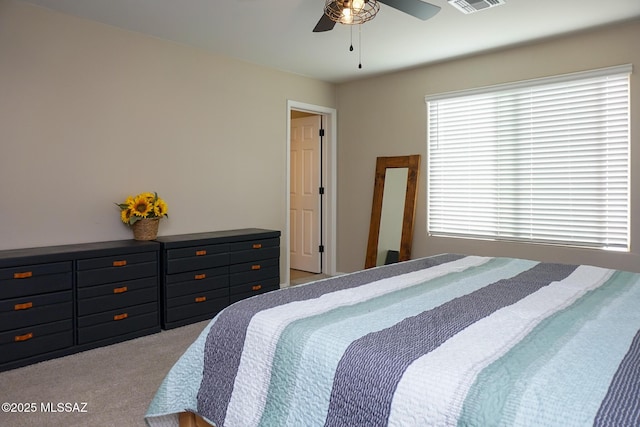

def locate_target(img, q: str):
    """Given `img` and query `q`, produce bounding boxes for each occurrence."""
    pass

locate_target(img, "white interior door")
[290,115,322,273]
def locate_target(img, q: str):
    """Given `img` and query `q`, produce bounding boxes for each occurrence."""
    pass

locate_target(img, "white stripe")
[223,256,492,427]
[388,265,614,427]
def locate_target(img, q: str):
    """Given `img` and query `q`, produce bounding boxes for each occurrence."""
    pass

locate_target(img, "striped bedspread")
[145,254,640,427]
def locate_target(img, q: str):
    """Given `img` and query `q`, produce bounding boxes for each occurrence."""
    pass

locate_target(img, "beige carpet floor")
[0,320,209,427]
[290,269,330,286]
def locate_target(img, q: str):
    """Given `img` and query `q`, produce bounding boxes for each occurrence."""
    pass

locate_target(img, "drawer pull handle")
[14,302,33,311]
[113,286,128,294]
[113,260,127,267]
[195,296,207,303]
[195,274,206,280]
[113,313,128,321]
[252,285,262,291]
[196,250,207,256]
[251,265,261,270]
[15,332,33,342]
[252,243,262,249]
[13,271,33,279]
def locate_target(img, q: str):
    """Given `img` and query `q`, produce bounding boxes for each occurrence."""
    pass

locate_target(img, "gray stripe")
[197,254,466,425]
[594,329,640,427]
[324,262,578,427]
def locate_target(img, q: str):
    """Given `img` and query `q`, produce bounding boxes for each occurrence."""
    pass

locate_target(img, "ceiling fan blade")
[313,12,337,32]
[378,0,441,20]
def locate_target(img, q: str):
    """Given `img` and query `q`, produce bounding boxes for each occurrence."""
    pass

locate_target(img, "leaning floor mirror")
[365,155,421,269]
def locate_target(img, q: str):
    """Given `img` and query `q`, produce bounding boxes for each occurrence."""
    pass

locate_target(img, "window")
[426,65,631,250]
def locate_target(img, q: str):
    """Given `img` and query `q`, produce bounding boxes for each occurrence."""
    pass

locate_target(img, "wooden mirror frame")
[365,155,421,269]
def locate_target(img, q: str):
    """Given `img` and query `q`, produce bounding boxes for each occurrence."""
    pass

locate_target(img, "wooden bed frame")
[179,411,211,427]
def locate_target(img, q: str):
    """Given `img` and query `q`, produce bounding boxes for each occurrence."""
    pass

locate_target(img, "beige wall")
[336,19,640,273]
[0,0,336,277]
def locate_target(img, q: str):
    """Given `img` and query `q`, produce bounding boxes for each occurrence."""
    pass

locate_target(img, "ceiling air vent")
[448,0,506,14]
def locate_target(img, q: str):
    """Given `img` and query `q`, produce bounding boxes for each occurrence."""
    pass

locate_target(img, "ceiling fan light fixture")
[324,0,380,25]
[352,0,365,13]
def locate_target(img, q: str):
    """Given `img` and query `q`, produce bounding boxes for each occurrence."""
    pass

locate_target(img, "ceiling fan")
[313,0,441,32]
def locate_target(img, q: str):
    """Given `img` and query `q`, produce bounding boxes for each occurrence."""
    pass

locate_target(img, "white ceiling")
[22,0,640,83]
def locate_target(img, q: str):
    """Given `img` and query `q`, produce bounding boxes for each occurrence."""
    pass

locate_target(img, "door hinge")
[319,128,325,137]
[319,186,325,195]
[319,245,325,253]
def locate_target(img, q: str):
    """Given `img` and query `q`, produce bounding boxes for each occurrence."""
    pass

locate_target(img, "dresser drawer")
[229,278,279,303]
[230,246,280,265]
[0,262,72,299]
[229,238,279,264]
[77,305,158,345]
[77,302,156,328]
[165,275,228,299]
[166,287,228,309]
[0,291,72,332]
[166,253,229,275]
[230,277,279,296]
[165,266,228,285]
[166,243,228,260]
[78,276,156,299]
[229,258,279,286]
[77,286,157,317]
[77,251,156,270]
[229,237,279,253]
[229,257,279,274]
[77,259,157,287]
[165,294,228,324]
[0,320,73,364]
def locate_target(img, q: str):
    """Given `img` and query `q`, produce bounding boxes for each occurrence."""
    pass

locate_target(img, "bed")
[145,254,640,427]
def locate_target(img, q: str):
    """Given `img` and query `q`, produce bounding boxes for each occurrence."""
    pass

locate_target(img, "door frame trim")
[285,100,337,285]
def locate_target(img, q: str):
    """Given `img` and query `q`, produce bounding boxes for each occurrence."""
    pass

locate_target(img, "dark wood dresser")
[0,228,281,370]
[0,240,160,372]
[156,228,281,329]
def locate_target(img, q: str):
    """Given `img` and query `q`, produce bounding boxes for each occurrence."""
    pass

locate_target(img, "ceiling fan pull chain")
[350,25,354,52]
[358,24,363,69]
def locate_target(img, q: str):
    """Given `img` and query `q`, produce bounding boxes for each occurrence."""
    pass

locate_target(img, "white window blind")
[426,65,631,250]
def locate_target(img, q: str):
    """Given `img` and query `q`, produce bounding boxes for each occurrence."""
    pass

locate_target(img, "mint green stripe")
[258,257,538,427]
[459,270,640,427]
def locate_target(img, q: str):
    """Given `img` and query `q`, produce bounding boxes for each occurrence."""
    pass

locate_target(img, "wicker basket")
[131,218,160,241]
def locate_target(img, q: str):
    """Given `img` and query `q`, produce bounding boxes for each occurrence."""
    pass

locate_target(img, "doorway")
[286,101,337,285]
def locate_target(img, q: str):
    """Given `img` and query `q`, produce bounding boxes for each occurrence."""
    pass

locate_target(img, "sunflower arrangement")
[116,192,168,225]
